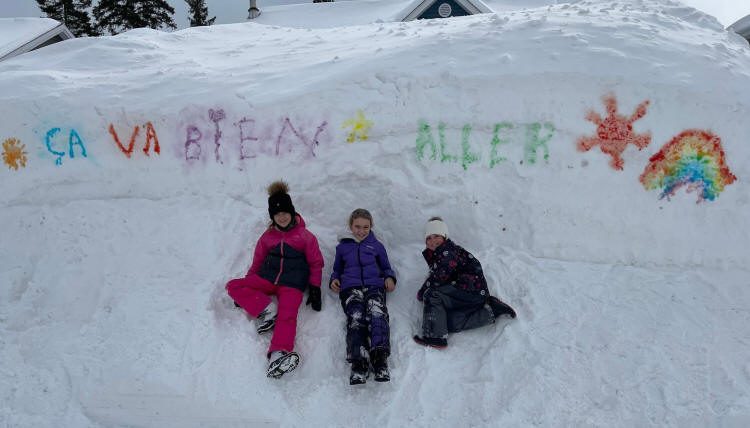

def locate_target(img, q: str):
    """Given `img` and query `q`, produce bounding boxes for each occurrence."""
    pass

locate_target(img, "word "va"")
[108,122,161,158]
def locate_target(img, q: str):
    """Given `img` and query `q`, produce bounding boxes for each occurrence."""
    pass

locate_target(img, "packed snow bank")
[1,0,749,426]
[2,0,748,268]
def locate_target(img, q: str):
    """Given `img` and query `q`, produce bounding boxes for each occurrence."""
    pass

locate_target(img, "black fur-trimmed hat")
[267,180,296,219]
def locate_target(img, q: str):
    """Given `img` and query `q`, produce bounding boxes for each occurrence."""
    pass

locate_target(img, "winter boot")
[256,300,278,334]
[413,335,447,349]
[267,351,300,379]
[488,296,516,319]
[370,350,390,382]
[349,359,370,385]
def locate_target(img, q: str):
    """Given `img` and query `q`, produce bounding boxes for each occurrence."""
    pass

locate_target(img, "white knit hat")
[424,218,448,239]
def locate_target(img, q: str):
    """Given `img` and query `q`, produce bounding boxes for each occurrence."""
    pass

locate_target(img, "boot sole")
[349,368,370,385]
[413,336,447,349]
[490,298,517,319]
[256,320,275,334]
[349,376,368,385]
[267,352,300,379]
[372,366,390,382]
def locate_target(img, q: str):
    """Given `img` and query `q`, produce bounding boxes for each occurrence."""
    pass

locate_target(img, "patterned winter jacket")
[330,231,396,291]
[418,238,489,300]
[247,214,324,292]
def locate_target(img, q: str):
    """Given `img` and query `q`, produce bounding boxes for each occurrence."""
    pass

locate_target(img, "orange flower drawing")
[2,138,28,170]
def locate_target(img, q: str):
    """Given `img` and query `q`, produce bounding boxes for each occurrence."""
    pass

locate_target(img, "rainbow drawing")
[640,129,737,203]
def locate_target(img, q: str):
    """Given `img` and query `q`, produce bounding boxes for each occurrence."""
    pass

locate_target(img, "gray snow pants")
[421,284,494,339]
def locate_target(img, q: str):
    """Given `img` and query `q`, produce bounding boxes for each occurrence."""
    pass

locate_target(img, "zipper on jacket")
[357,242,365,286]
[274,237,285,285]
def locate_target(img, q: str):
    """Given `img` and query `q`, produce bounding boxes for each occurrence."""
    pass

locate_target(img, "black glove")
[307,286,321,311]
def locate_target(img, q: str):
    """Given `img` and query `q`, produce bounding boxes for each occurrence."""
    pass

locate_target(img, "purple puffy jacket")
[330,231,396,291]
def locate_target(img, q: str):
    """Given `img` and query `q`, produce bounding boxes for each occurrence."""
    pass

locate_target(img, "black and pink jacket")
[247,214,324,292]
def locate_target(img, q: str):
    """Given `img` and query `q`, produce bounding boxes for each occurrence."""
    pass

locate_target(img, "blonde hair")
[349,208,373,228]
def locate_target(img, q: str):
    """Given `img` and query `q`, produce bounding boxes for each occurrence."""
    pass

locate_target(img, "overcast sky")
[1,0,748,28]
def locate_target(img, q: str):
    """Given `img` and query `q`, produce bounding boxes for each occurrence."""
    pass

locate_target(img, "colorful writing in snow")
[45,128,87,166]
[183,110,330,163]
[342,110,373,143]
[209,109,225,163]
[577,94,651,170]
[2,137,28,170]
[416,120,555,170]
[640,129,737,203]
[109,122,161,158]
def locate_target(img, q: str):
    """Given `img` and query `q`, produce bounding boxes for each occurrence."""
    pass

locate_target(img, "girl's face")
[350,217,371,241]
[274,212,292,228]
[425,234,445,251]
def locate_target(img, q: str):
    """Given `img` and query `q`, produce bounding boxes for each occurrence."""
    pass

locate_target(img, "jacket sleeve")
[375,242,396,283]
[330,245,343,286]
[305,232,324,287]
[247,231,270,277]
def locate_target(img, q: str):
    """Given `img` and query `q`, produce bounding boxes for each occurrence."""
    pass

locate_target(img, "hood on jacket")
[337,229,376,244]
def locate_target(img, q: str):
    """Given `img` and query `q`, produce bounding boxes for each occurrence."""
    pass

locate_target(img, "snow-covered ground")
[1,0,749,426]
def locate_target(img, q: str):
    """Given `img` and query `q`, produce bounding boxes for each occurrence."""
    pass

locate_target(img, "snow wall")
[1,0,750,426]
[2,2,748,269]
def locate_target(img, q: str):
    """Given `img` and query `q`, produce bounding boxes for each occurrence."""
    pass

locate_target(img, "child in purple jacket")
[330,209,397,385]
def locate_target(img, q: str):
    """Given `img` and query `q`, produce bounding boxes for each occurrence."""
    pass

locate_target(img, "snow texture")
[1,0,749,426]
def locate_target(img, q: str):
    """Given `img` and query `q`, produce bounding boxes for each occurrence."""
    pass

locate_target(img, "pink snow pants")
[226,274,304,357]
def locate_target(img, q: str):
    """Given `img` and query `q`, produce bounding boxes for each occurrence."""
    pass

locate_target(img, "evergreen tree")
[35,0,99,37]
[93,0,177,35]
[185,0,215,27]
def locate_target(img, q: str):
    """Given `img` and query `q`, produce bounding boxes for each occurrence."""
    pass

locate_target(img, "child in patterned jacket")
[414,216,516,349]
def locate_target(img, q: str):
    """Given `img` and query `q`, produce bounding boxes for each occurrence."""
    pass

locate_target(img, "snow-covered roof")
[396,0,493,22]
[0,17,74,62]
[728,14,750,41]
[251,0,411,29]
[250,0,495,29]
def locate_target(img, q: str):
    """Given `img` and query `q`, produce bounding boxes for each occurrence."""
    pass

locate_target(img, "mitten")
[307,286,322,311]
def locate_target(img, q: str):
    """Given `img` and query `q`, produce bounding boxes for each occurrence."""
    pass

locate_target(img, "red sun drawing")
[577,94,651,170]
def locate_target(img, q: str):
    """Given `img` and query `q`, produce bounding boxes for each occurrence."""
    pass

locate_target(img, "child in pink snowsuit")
[226,180,324,378]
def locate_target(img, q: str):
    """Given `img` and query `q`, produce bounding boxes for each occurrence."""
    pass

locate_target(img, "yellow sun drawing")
[2,138,28,170]
[342,110,373,143]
